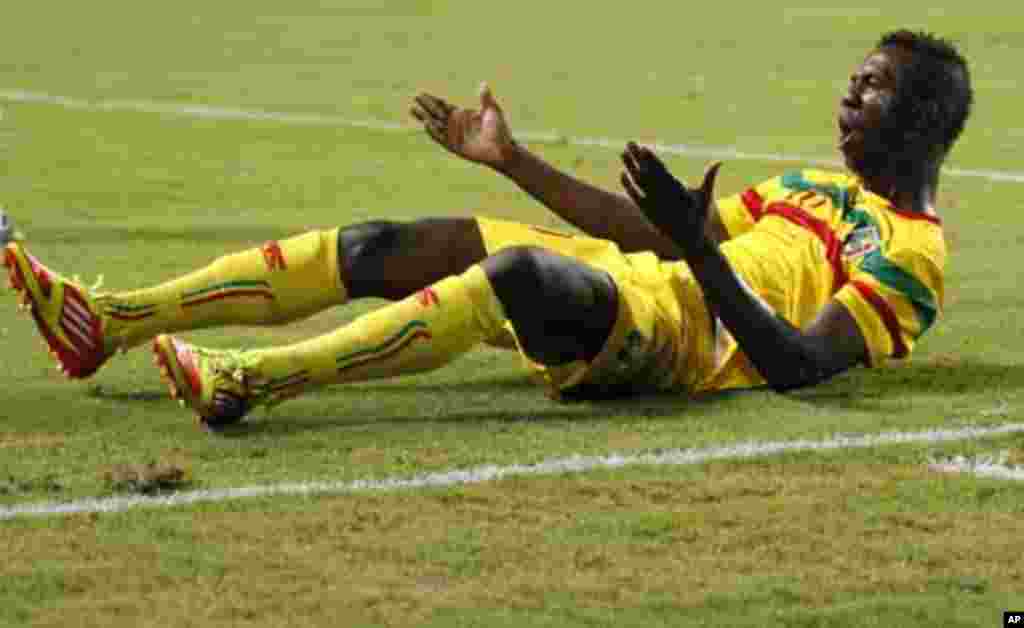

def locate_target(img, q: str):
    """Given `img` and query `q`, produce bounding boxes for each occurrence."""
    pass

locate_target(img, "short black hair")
[876,30,973,155]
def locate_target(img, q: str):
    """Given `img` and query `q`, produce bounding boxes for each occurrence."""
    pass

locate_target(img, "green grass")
[3,1,1024,626]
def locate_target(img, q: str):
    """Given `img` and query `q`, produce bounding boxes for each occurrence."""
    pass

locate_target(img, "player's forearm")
[683,241,849,392]
[494,143,686,258]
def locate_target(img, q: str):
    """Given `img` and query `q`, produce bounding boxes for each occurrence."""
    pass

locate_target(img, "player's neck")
[861,158,942,214]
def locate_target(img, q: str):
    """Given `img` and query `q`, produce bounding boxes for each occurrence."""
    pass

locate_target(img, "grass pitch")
[2,1,1024,626]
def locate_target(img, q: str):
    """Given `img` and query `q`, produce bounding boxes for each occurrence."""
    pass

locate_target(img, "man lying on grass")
[3,30,971,431]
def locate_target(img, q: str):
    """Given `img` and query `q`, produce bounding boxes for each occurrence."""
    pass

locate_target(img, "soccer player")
[3,30,972,430]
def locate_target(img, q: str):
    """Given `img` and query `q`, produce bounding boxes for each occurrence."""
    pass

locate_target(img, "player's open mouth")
[837,98,868,149]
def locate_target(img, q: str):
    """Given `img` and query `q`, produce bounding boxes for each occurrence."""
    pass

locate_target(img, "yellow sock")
[101,230,346,348]
[241,265,507,403]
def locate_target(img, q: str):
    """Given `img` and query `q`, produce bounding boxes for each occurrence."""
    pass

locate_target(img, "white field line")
[930,455,1024,481]
[2,422,1024,520]
[3,88,1024,184]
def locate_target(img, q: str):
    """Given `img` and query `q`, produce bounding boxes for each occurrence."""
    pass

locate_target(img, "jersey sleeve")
[833,245,944,366]
[715,176,786,239]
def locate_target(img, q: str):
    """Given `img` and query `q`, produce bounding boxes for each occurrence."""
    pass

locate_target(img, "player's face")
[837,46,913,175]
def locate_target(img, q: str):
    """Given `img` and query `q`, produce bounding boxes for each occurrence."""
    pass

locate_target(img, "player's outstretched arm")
[621,143,867,391]
[410,86,722,258]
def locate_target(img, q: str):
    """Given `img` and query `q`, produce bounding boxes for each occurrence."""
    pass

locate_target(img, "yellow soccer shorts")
[474,217,710,399]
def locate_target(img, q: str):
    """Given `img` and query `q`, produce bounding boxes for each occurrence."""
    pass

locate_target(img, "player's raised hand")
[410,83,516,168]
[621,142,722,256]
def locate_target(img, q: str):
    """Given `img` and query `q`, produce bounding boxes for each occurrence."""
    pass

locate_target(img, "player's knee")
[482,245,549,296]
[338,220,402,269]
[483,246,616,363]
[485,246,609,307]
[340,218,483,266]
[339,218,486,300]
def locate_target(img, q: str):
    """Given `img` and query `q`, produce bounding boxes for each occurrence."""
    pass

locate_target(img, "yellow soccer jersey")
[695,169,946,392]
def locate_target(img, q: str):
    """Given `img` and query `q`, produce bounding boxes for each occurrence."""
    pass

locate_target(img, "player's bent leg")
[481,246,617,365]
[150,244,618,430]
[152,262,512,430]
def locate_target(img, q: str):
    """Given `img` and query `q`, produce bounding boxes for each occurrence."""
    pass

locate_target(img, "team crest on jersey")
[261,241,288,271]
[842,225,881,260]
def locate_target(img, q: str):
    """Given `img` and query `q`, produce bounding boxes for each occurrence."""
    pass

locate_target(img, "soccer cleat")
[152,334,255,431]
[3,241,114,378]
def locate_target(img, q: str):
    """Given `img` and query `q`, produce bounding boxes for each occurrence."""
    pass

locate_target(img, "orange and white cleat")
[152,334,255,431]
[3,240,115,379]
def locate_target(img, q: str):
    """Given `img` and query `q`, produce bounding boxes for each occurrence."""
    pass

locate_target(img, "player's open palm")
[621,142,722,255]
[411,83,514,168]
